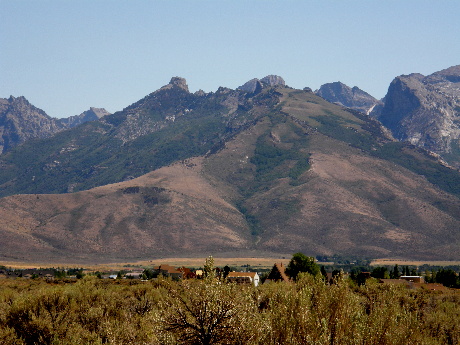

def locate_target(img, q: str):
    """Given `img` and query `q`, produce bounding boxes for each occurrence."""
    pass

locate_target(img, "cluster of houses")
[141,264,267,286]
[0,264,450,291]
[0,268,55,279]
[0,263,291,287]
[378,275,448,291]
[350,271,448,291]
[138,262,291,286]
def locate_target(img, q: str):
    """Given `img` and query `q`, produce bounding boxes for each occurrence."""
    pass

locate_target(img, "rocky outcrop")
[107,77,197,143]
[238,75,285,93]
[0,96,111,153]
[238,78,263,93]
[0,96,65,153]
[316,82,383,115]
[161,77,189,92]
[60,107,111,128]
[260,75,285,87]
[375,65,460,168]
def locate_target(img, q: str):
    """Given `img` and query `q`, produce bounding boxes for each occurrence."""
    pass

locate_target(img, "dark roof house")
[155,264,183,280]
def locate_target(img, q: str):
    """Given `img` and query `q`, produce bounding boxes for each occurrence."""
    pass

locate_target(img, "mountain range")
[1,67,460,263]
[0,96,110,154]
[316,66,460,170]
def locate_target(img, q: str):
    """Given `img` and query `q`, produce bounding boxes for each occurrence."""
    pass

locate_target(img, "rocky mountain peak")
[376,65,460,168]
[260,75,285,87]
[194,89,207,97]
[0,95,65,153]
[60,107,111,128]
[432,65,460,82]
[7,95,25,102]
[88,107,111,119]
[238,75,285,93]
[238,78,263,93]
[316,81,382,115]
[7,95,33,108]
[167,77,189,92]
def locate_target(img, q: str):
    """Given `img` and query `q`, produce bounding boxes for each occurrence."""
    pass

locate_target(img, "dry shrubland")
[0,275,459,345]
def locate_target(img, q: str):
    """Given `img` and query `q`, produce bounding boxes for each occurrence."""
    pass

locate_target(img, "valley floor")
[2,256,460,271]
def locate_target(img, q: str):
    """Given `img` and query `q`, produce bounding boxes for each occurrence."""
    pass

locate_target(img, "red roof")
[157,264,182,274]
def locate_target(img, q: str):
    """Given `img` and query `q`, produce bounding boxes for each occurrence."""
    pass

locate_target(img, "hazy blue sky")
[1,1,459,118]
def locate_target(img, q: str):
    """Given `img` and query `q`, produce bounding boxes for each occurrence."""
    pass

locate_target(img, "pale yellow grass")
[0,257,291,271]
[371,259,460,267]
[137,257,290,269]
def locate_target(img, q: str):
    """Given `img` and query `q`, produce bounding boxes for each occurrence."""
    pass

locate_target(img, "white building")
[227,272,260,286]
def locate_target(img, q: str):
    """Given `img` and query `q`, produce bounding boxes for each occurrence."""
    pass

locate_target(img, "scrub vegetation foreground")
[0,273,459,345]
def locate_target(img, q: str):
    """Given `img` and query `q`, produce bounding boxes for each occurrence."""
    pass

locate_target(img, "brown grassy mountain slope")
[0,159,251,263]
[1,134,459,262]
[202,90,460,260]
[0,87,459,262]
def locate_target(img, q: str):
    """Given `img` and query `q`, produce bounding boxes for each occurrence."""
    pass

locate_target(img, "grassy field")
[3,256,460,272]
[0,256,292,271]
[371,259,460,267]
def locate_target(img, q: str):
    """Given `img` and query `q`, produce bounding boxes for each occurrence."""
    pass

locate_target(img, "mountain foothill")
[1,67,460,264]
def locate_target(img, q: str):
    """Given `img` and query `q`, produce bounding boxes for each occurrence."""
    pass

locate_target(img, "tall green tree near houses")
[223,265,231,279]
[404,266,410,276]
[435,268,460,288]
[390,264,400,279]
[285,252,320,281]
[371,267,389,279]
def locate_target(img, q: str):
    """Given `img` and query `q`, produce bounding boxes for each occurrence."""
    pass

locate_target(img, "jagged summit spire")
[169,77,189,92]
[160,77,189,92]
